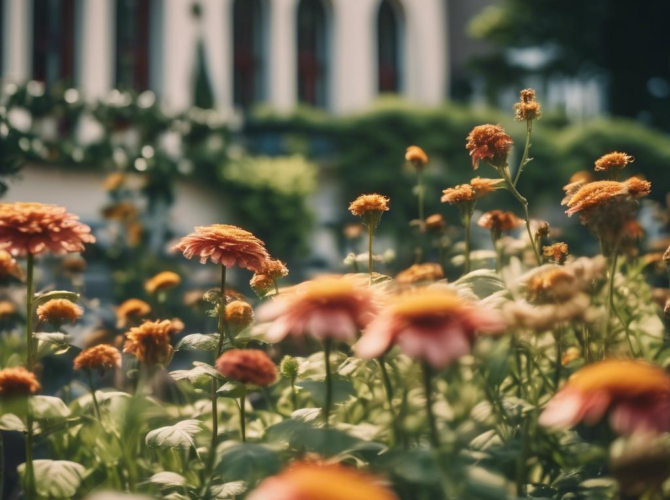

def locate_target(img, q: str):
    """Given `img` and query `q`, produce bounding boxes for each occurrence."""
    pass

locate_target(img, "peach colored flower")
[425,214,445,231]
[103,172,126,192]
[514,88,541,121]
[216,349,277,387]
[123,320,175,366]
[145,271,181,294]
[259,276,379,343]
[116,299,152,328]
[540,360,670,435]
[225,300,254,331]
[173,224,270,272]
[36,299,83,326]
[247,462,398,500]
[101,201,138,222]
[0,300,16,319]
[477,210,523,233]
[260,259,289,280]
[543,242,569,265]
[73,344,121,371]
[0,250,22,279]
[465,124,513,169]
[0,367,40,396]
[343,223,364,240]
[396,263,444,285]
[441,184,475,205]
[348,194,390,217]
[405,146,429,169]
[470,176,504,197]
[595,152,634,172]
[0,202,95,256]
[356,288,504,369]
[564,178,651,217]
[250,273,276,297]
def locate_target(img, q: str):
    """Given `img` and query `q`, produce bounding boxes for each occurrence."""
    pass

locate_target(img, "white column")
[404,0,447,106]
[268,0,298,113]
[201,0,233,115]
[78,0,115,100]
[331,0,378,114]
[159,0,199,113]
[3,0,31,82]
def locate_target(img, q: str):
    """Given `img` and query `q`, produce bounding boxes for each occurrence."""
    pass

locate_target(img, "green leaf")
[300,379,356,407]
[32,290,80,308]
[170,362,222,388]
[30,395,70,421]
[34,332,74,357]
[215,442,281,483]
[146,419,203,450]
[142,471,187,488]
[0,413,26,431]
[209,481,248,499]
[265,420,363,457]
[19,460,85,499]
[217,381,246,398]
[291,408,321,422]
[454,269,507,299]
[175,333,221,352]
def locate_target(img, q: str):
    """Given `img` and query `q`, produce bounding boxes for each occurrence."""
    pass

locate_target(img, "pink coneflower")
[539,360,670,435]
[260,276,378,343]
[355,288,504,369]
[0,202,95,256]
[173,224,270,272]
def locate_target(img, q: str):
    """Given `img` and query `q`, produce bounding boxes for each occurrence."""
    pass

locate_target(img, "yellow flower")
[594,152,634,172]
[405,145,429,169]
[36,299,83,326]
[145,271,181,294]
[348,194,390,217]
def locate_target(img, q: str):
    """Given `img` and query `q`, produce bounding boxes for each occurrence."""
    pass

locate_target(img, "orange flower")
[594,152,634,172]
[123,320,175,366]
[465,124,513,169]
[173,224,270,272]
[0,367,40,397]
[477,210,523,233]
[514,88,541,121]
[564,178,651,217]
[250,273,276,297]
[396,263,444,285]
[36,299,83,326]
[348,194,390,217]
[343,223,364,240]
[0,250,22,279]
[0,301,16,319]
[103,172,126,192]
[73,344,121,371]
[216,349,277,387]
[247,462,398,500]
[0,202,95,256]
[116,299,152,328]
[441,184,475,205]
[470,176,504,197]
[425,214,445,231]
[540,360,670,435]
[145,271,181,294]
[259,276,379,342]
[225,300,254,331]
[405,146,429,169]
[543,243,569,264]
[102,201,138,222]
[356,288,504,369]
[260,259,289,280]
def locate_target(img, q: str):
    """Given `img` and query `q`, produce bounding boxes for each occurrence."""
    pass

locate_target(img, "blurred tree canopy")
[469,0,670,129]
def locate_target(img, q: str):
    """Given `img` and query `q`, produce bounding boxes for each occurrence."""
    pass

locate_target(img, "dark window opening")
[378,0,401,93]
[33,0,75,86]
[297,0,328,107]
[115,0,151,92]
[233,0,265,109]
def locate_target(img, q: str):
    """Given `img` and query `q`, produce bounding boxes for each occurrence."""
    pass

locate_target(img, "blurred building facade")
[1,0,448,115]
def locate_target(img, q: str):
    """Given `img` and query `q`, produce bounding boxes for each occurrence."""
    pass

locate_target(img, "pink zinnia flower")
[0,202,95,256]
[539,360,670,435]
[259,276,379,343]
[355,288,504,369]
[173,224,270,272]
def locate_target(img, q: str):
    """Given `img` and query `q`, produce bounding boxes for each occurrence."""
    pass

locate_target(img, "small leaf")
[454,269,507,299]
[291,408,321,422]
[0,413,26,432]
[175,333,221,352]
[142,471,187,488]
[217,381,245,398]
[146,419,203,450]
[30,396,70,420]
[170,362,222,387]
[18,460,85,499]
[34,332,74,357]
[209,481,248,499]
[32,290,80,308]
[300,379,356,407]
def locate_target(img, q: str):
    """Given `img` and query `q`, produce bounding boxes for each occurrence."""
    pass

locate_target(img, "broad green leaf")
[32,290,80,308]
[19,459,85,498]
[30,395,70,420]
[291,408,321,422]
[142,471,187,488]
[175,333,220,352]
[217,381,245,398]
[265,420,363,457]
[146,419,202,450]
[34,332,74,357]
[300,379,356,407]
[170,362,222,387]
[453,269,507,299]
[209,481,248,499]
[215,442,280,483]
[0,413,25,431]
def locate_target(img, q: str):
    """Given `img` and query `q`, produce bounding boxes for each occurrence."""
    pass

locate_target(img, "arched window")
[32,0,75,86]
[115,0,151,91]
[233,0,265,109]
[297,0,328,108]
[377,0,403,93]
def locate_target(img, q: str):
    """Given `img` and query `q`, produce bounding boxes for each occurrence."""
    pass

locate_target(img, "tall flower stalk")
[323,338,333,427]
[406,146,429,232]
[348,194,390,283]
[25,253,34,370]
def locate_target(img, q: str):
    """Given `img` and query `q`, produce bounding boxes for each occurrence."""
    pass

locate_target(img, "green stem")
[24,405,35,499]
[554,328,563,391]
[463,213,472,275]
[513,120,533,187]
[417,169,425,231]
[25,253,34,371]
[239,387,247,442]
[492,233,502,274]
[216,265,231,356]
[502,167,542,266]
[604,247,619,354]
[515,417,530,495]
[86,370,102,422]
[290,379,298,410]
[206,378,218,474]
[367,224,374,284]
[377,356,401,445]
[422,362,439,448]
[323,339,333,427]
